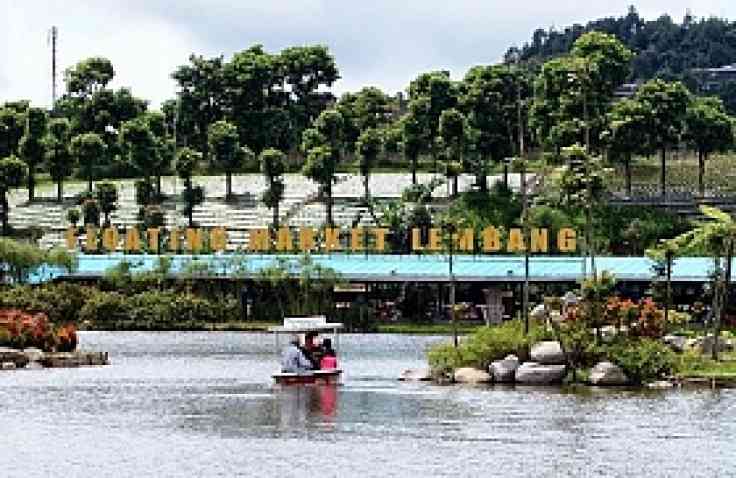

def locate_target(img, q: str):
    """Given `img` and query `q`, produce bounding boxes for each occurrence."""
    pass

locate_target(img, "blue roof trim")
[21,254,736,284]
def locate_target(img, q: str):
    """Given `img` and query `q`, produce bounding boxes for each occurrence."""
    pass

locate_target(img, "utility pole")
[49,26,58,109]
[515,57,530,335]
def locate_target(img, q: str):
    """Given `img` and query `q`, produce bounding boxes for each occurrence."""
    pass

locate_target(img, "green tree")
[606,98,649,197]
[280,45,340,130]
[259,148,286,230]
[95,182,119,227]
[683,96,735,196]
[633,79,691,197]
[301,108,344,226]
[44,118,74,202]
[670,206,736,360]
[64,57,115,97]
[0,104,27,158]
[0,155,27,236]
[18,107,47,201]
[175,147,203,228]
[70,133,106,192]
[172,55,226,161]
[460,65,517,192]
[438,108,468,197]
[208,120,241,199]
[338,87,391,152]
[401,113,424,185]
[356,128,383,205]
[119,117,158,201]
[407,71,458,172]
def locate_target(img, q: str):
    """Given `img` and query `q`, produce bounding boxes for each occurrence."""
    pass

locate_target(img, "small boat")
[269,316,344,386]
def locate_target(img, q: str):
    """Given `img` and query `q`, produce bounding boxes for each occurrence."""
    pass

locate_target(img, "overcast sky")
[2,1,736,109]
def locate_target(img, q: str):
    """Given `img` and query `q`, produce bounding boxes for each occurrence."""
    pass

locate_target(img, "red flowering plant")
[0,309,77,352]
[631,298,665,338]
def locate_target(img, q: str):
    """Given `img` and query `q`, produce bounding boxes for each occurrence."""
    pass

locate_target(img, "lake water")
[1,332,734,477]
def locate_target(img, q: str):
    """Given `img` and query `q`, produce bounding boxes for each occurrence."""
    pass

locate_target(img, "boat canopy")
[268,315,344,334]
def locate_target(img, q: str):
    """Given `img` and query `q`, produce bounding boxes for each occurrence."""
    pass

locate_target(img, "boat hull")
[273,370,342,385]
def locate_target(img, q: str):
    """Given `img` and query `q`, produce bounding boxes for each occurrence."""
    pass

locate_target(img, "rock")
[453,367,492,384]
[399,368,432,381]
[530,304,547,321]
[1,362,16,370]
[489,355,520,383]
[700,335,734,355]
[0,348,28,368]
[530,341,566,365]
[515,362,566,385]
[647,380,674,389]
[23,348,45,362]
[589,362,629,386]
[662,335,688,353]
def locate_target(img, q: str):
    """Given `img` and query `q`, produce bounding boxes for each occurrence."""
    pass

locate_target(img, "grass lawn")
[677,351,736,379]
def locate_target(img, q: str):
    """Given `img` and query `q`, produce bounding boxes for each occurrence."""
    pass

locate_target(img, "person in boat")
[302,331,322,370]
[281,335,314,374]
[319,338,338,370]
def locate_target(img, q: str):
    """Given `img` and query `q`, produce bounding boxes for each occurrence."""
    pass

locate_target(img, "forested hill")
[507,7,736,81]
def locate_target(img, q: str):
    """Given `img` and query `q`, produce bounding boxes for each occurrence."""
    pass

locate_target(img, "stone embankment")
[0,347,109,370]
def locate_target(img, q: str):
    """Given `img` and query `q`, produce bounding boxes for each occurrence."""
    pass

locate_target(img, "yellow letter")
[125,227,140,252]
[482,227,501,252]
[507,228,525,252]
[146,228,160,253]
[169,228,180,252]
[210,227,227,252]
[351,228,365,252]
[85,226,97,252]
[186,228,203,253]
[325,228,342,251]
[411,228,424,251]
[102,227,119,252]
[65,227,77,250]
[373,228,388,252]
[428,228,441,251]
[530,228,549,253]
[276,227,293,252]
[558,228,577,252]
[299,227,316,252]
[456,228,474,252]
[249,229,270,252]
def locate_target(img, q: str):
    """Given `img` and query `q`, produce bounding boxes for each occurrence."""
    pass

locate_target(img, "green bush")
[606,338,677,384]
[427,321,551,373]
[0,283,93,323]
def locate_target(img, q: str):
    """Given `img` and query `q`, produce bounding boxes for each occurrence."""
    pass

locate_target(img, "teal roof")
[30,254,735,284]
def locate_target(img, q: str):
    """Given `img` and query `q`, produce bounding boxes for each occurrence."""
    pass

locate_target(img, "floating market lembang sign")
[64,226,577,254]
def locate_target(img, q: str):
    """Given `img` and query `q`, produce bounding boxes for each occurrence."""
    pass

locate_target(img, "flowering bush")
[0,309,77,352]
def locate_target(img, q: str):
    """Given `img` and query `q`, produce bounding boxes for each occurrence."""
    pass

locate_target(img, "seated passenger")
[281,336,313,374]
[319,338,338,370]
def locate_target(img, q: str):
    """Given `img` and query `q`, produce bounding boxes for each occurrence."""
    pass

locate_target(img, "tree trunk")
[715,240,734,361]
[186,179,194,228]
[156,175,162,200]
[411,156,417,185]
[660,147,666,198]
[1,191,8,236]
[503,163,509,190]
[452,175,458,197]
[57,179,63,203]
[273,200,279,231]
[326,182,333,227]
[698,150,705,197]
[625,154,632,197]
[28,164,35,202]
[363,173,370,206]
[226,172,232,200]
[88,175,93,193]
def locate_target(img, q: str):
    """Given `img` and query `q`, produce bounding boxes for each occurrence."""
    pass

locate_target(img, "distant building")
[692,64,736,92]
[613,82,640,100]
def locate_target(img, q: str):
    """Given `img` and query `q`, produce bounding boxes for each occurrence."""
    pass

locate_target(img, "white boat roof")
[268,323,344,333]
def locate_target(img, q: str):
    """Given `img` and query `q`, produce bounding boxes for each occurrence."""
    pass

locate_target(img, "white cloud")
[2,1,736,109]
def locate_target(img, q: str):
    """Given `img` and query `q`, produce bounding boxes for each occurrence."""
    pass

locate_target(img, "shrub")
[0,284,93,323]
[427,321,548,373]
[607,338,677,384]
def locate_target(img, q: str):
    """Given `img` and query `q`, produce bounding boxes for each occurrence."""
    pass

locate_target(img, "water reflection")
[1,332,735,478]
